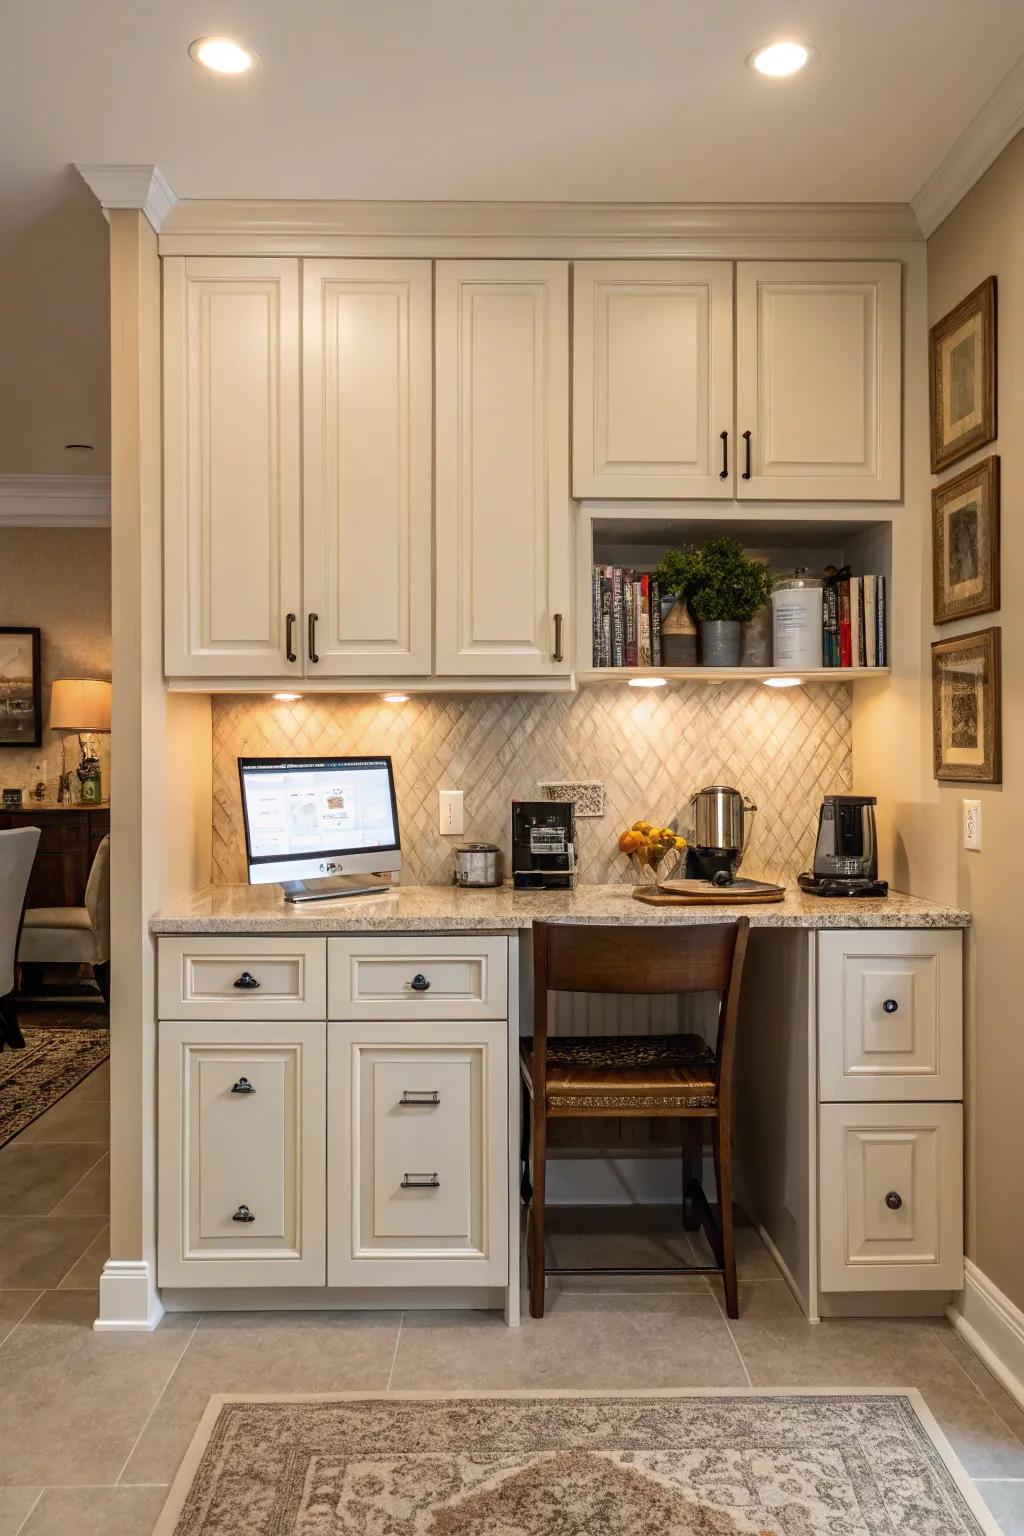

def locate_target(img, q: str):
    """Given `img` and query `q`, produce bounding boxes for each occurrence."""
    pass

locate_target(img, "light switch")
[439,789,464,836]
[963,799,982,851]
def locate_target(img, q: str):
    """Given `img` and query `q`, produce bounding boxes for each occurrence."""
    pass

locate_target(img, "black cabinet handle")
[885,1191,903,1211]
[307,612,319,664]
[742,430,752,480]
[409,973,430,992]
[883,998,899,1014]
[401,1173,440,1188]
[232,1204,256,1222]
[553,612,564,664]
[719,429,729,479]
[400,1090,440,1105]
[285,612,297,664]
[233,971,260,990]
[231,1077,256,1094]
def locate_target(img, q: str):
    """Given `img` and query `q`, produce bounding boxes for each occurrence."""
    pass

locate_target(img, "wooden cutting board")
[633,877,786,906]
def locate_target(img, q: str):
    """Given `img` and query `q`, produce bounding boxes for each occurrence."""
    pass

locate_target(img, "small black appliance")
[511,801,576,889]
[798,793,888,898]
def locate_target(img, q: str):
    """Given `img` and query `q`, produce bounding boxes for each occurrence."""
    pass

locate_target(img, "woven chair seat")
[522,1032,718,1110]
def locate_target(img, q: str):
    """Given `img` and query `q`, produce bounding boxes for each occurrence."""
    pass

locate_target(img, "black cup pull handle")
[409,973,431,992]
[883,998,899,1013]
[401,1173,440,1189]
[285,612,297,664]
[742,430,752,480]
[232,1204,256,1222]
[233,971,260,990]
[885,1191,903,1211]
[719,429,729,479]
[400,1089,440,1105]
[231,1076,256,1094]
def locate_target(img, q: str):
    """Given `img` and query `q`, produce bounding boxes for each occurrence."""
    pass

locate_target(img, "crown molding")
[912,55,1024,237]
[0,475,111,528]
[158,198,921,256]
[75,164,178,233]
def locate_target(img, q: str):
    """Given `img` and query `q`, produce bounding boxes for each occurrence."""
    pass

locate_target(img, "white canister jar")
[771,570,824,669]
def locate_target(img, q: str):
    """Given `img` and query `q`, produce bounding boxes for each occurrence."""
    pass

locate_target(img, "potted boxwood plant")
[657,538,772,667]
[654,545,701,666]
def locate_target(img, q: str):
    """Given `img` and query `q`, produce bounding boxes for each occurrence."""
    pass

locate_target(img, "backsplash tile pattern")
[211,685,851,886]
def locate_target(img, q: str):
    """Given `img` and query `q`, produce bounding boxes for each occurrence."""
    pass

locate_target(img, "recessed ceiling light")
[747,41,815,77]
[382,693,410,704]
[628,677,667,689]
[763,676,803,689]
[272,692,300,702]
[188,36,258,74]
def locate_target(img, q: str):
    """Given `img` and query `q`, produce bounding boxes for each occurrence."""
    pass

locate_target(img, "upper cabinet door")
[303,261,433,677]
[736,261,902,501]
[164,258,302,677]
[573,261,734,498]
[435,261,570,677]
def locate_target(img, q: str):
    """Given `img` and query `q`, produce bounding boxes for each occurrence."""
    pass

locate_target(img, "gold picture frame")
[929,277,996,473]
[932,455,1000,625]
[931,627,1001,784]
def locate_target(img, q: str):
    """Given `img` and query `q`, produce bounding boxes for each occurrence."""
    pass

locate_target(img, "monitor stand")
[280,875,392,904]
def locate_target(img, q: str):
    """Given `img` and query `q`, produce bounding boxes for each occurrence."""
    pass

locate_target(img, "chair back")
[84,834,111,963]
[0,826,41,997]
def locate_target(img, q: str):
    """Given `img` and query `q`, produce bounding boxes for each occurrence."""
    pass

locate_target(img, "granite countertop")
[150,882,971,934]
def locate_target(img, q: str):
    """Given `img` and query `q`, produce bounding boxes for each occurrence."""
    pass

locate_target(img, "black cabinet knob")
[882,998,899,1013]
[232,1204,255,1222]
[233,971,260,990]
[410,974,430,992]
[885,1191,903,1211]
[231,1077,256,1094]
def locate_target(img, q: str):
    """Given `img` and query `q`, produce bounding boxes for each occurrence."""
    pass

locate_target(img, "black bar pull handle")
[285,612,297,664]
[719,430,729,480]
[553,612,564,664]
[307,613,319,665]
[401,1173,440,1189]
[742,430,752,480]
[400,1090,440,1105]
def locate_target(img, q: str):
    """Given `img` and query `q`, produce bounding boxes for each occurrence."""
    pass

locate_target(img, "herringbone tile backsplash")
[211,685,851,886]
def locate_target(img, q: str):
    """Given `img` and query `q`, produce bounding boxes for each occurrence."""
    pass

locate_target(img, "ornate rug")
[153,1390,1000,1536]
[0,1026,109,1147]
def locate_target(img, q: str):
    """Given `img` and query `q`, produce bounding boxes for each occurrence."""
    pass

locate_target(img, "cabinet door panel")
[303,261,432,676]
[573,262,733,498]
[736,261,901,500]
[435,261,570,677]
[164,258,302,677]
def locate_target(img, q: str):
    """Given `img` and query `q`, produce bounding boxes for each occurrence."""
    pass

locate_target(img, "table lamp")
[49,679,111,803]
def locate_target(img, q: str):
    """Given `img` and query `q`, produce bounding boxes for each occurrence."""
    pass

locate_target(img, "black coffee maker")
[511,801,576,889]
[798,794,888,897]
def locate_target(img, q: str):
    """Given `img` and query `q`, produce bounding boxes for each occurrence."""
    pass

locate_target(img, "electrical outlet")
[439,789,464,836]
[963,799,982,851]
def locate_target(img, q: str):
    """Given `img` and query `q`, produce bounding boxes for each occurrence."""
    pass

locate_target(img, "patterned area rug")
[154,1390,1000,1536]
[0,1026,109,1147]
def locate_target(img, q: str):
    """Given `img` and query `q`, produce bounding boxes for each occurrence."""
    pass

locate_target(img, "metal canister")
[689,785,756,855]
[771,569,824,669]
[453,843,503,888]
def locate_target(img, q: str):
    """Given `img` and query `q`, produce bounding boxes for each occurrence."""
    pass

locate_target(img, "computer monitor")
[238,756,401,887]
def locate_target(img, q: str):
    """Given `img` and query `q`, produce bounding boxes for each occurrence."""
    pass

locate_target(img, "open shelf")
[576,666,890,685]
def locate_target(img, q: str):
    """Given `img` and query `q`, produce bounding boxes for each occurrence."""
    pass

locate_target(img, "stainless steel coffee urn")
[685,784,757,884]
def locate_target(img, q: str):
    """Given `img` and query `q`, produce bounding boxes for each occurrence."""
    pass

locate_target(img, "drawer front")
[158,936,327,1020]
[328,936,507,1020]
[818,931,963,1101]
[327,1021,508,1286]
[819,1102,963,1293]
[158,1020,326,1286]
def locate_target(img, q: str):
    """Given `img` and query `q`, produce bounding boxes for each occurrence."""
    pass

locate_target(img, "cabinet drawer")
[158,937,327,1020]
[158,1021,326,1287]
[819,1102,963,1293]
[327,1021,508,1286]
[818,931,962,1101]
[328,936,507,1021]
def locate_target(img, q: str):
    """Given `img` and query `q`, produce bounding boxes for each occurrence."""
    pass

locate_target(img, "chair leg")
[0,994,26,1050]
[93,961,110,1006]
[520,1087,533,1205]
[714,1122,739,1320]
[681,1118,702,1231]
[528,1096,547,1319]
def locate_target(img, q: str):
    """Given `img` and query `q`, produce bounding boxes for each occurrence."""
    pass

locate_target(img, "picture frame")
[932,455,1000,624]
[0,627,42,749]
[929,276,996,473]
[931,626,1001,784]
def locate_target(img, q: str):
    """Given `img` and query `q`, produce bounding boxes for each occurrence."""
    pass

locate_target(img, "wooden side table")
[0,803,110,907]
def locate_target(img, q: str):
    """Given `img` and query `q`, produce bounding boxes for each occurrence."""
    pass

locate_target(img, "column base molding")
[94,1259,165,1332]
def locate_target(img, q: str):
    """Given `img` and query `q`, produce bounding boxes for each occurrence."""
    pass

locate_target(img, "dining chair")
[521,917,750,1319]
[0,826,42,1049]
[19,833,111,1003]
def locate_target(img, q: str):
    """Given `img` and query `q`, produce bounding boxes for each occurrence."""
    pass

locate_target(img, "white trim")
[947,1259,1024,1413]
[94,1258,165,1332]
[0,475,110,528]
[912,56,1024,236]
[76,164,178,233]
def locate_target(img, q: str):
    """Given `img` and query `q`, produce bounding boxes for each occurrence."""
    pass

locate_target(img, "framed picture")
[931,627,1001,784]
[929,276,996,473]
[0,628,42,748]
[932,455,1000,624]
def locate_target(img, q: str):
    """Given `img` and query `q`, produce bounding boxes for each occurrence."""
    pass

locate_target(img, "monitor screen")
[238,756,401,885]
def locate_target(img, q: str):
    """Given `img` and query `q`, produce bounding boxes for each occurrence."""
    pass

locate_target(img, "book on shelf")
[591,565,666,670]
[822,569,887,669]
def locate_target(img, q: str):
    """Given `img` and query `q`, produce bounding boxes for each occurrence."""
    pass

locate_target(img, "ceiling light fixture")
[747,41,815,77]
[382,693,410,704]
[188,36,258,74]
[272,692,300,702]
[762,676,803,689]
[628,677,667,689]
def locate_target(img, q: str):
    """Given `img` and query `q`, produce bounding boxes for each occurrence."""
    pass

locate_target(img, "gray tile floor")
[1,1061,1022,1535]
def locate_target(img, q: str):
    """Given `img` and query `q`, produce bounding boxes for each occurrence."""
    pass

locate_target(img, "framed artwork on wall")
[931,626,1001,784]
[929,276,996,473]
[932,455,1000,624]
[0,628,42,748]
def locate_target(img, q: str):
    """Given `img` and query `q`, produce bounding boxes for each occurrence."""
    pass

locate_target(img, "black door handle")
[742,430,752,480]
[553,612,564,664]
[883,998,899,1013]
[885,1191,903,1211]
[231,1077,256,1094]
[409,974,431,992]
[308,612,319,665]
[719,429,729,479]
[232,1204,256,1222]
[233,972,260,990]
[285,612,297,664]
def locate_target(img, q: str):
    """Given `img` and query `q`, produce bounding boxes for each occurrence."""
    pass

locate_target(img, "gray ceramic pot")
[699,619,742,667]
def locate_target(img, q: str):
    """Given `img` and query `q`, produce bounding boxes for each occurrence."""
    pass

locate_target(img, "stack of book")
[592,566,663,668]
[823,571,887,668]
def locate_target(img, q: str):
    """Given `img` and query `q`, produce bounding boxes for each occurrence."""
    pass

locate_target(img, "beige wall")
[927,129,1024,1310]
[0,527,111,796]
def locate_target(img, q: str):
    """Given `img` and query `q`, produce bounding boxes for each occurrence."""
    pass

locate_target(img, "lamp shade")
[49,678,111,731]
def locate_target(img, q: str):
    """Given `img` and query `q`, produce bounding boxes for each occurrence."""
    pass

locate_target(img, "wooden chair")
[521,917,750,1320]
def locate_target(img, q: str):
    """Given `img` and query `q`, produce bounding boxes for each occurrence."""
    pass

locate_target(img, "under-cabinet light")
[628,677,667,689]
[382,693,410,704]
[272,692,300,702]
[747,42,815,77]
[762,676,803,689]
[189,36,258,74]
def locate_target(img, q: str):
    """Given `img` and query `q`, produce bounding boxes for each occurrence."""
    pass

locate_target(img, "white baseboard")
[94,1259,165,1332]
[947,1259,1024,1413]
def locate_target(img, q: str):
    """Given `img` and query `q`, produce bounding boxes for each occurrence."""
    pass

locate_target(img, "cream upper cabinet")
[164,257,302,678]
[303,261,433,677]
[573,261,734,498]
[736,261,902,501]
[435,260,571,677]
